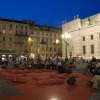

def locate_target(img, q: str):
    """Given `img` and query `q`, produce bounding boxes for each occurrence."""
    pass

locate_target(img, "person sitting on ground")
[93,66,100,76]
[88,74,100,91]
[86,61,96,75]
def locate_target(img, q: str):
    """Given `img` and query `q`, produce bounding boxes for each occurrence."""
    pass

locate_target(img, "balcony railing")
[40,41,47,44]
[0,50,16,53]
[14,41,24,44]
[15,33,29,37]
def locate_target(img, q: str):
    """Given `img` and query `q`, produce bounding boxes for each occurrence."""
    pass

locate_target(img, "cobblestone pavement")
[88,89,100,100]
[0,76,20,97]
[74,63,100,100]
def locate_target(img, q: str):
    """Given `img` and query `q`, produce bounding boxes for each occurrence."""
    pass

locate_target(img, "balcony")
[40,41,47,44]
[14,41,24,44]
[15,33,29,37]
[0,50,15,53]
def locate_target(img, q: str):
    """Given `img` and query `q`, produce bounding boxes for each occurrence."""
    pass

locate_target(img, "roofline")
[0,18,33,25]
[0,18,61,30]
[33,24,61,30]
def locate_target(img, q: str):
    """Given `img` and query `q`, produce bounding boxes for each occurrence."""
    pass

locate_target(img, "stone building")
[0,18,61,60]
[30,25,62,59]
[62,13,100,59]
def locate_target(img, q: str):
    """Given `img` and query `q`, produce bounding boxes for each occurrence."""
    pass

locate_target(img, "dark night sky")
[0,0,100,27]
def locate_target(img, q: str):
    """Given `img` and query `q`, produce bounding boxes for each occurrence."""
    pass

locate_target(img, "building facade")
[0,18,61,60]
[62,13,100,59]
[30,25,62,59]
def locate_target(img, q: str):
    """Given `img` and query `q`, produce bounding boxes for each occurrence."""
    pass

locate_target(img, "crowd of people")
[0,56,100,91]
[86,56,100,91]
[1,56,76,73]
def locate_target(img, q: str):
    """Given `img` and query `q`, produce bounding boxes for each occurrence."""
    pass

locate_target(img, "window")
[16,25,18,28]
[46,45,48,51]
[2,25,6,29]
[9,30,12,34]
[42,32,44,36]
[70,52,72,57]
[25,32,27,35]
[31,32,33,34]
[54,47,56,52]
[83,45,86,55]
[3,37,5,41]
[16,31,18,34]
[2,43,5,50]
[2,30,6,34]
[41,38,46,43]
[25,26,27,29]
[9,44,12,50]
[21,31,23,34]
[46,38,48,43]
[10,24,12,29]
[9,37,12,41]
[34,31,36,35]
[50,38,52,43]
[83,36,85,41]
[90,35,93,40]
[37,32,40,36]
[50,47,52,52]
[21,26,23,29]
[54,34,56,37]
[91,45,94,54]
[46,33,48,36]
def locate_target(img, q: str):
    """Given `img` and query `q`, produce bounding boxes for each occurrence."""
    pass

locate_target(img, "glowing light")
[20,55,24,58]
[30,53,35,59]
[61,34,64,38]
[9,55,12,57]
[62,32,71,40]
[50,97,58,100]
[2,58,5,61]
[2,55,6,57]
[3,30,6,34]
[56,39,60,44]
[28,37,33,44]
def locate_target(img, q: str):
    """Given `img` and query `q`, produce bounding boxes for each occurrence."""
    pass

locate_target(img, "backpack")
[67,77,76,85]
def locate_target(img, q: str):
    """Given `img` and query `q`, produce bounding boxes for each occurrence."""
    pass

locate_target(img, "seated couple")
[88,75,100,92]
[87,67,100,91]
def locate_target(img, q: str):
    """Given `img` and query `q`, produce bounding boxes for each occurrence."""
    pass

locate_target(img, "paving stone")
[0,76,21,97]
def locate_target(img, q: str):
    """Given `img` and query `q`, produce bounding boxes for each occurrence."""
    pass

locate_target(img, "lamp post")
[61,32,71,58]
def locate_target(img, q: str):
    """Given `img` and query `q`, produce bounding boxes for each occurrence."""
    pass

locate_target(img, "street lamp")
[61,32,71,58]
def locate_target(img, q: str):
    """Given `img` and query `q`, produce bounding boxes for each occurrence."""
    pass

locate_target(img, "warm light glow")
[30,53,35,59]
[3,30,6,34]
[2,55,6,57]
[20,55,24,58]
[9,55,12,57]
[63,32,71,39]
[50,97,58,100]
[61,34,64,39]
[28,37,33,43]
[10,30,12,34]
[2,58,5,61]
[38,48,40,53]
[56,39,60,44]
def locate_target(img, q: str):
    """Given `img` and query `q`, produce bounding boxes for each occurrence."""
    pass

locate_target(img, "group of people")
[0,56,78,75]
[86,57,100,91]
[1,56,100,91]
